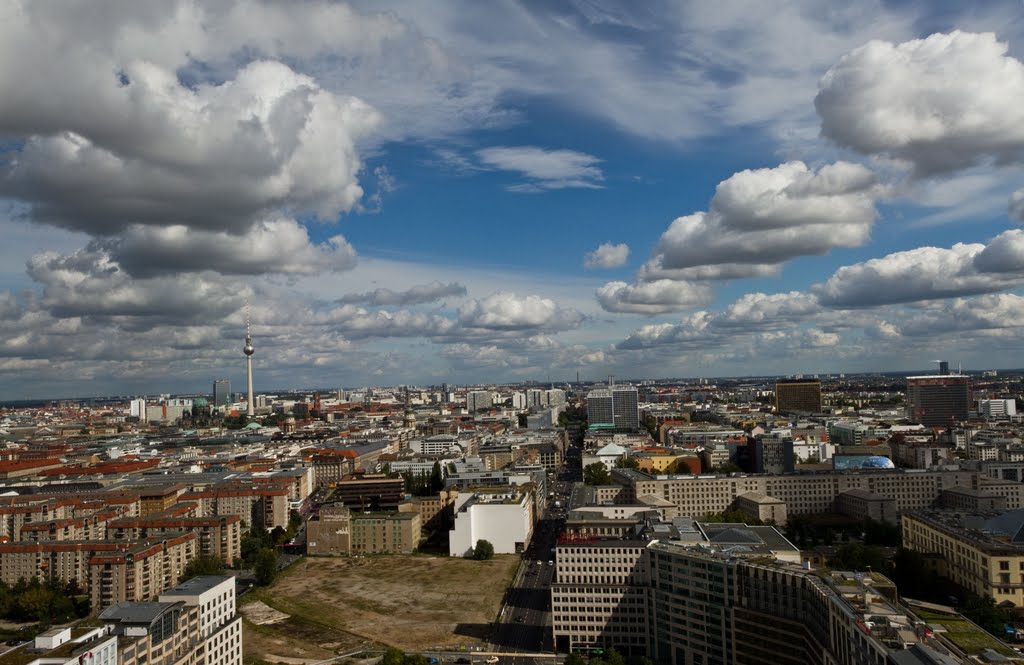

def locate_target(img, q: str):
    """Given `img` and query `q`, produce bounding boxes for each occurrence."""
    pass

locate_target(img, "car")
[548,560,554,566]
[486,657,499,664]
[514,616,525,623]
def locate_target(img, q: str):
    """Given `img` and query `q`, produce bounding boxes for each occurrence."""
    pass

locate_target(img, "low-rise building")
[449,490,533,557]
[306,504,421,555]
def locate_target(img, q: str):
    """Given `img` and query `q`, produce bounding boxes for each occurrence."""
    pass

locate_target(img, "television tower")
[244,302,255,418]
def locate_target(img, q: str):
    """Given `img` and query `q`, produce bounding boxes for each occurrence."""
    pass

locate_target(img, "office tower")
[243,305,255,417]
[586,384,639,431]
[753,438,795,474]
[774,379,822,413]
[467,390,493,413]
[526,388,546,408]
[129,398,146,420]
[213,378,231,407]
[939,360,949,375]
[546,388,566,407]
[906,375,970,427]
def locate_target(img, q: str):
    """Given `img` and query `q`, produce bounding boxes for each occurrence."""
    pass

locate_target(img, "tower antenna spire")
[243,300,255,418]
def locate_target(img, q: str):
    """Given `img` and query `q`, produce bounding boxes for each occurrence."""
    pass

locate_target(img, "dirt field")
[241,554,520,664]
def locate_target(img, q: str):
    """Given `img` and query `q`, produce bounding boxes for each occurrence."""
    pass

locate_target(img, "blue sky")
[2,0,1024,399]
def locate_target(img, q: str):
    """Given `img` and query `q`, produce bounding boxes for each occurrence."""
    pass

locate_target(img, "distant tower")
[244,302,255,418]
[403,388,416,429]
[213,378,231,408]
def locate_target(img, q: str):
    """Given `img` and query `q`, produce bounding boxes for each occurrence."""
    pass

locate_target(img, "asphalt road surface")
[489,475,577,665]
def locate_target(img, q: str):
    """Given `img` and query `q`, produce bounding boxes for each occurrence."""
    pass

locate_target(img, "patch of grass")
[915,610,1017,658]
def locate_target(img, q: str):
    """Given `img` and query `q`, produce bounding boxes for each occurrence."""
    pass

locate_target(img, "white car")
[486,657,499,664]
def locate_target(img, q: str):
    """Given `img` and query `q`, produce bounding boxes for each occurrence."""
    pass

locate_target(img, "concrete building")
[0,533,199,610]
[449,490,533,557]
[752,437,794,474]
[774,379,822,413]
[906,375,971,427]
[3,627,118,665]
[835,488,898,524]
[350,511,421,554]
[551,540,650,655]
[306,504,422,555]
[466,390,493,413]
[733,491,787,525]
[903,509,1024,606]
[159,576,242,665]
[586,386,639,432]
[106,515,242,564]
[611,467,1006,519]
[212,379,231,408]
[979,399,1017,420]
[329,474,405,512]
[97,575,242,665]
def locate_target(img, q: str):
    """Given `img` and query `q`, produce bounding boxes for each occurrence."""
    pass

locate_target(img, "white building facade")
[448,491,533,557]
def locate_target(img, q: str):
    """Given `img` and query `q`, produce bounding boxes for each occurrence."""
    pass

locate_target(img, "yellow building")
[903,510,1024,606]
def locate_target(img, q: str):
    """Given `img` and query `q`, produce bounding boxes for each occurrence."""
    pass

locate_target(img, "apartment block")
[106,515,241,564]
[99,575,242,665]
[159,576,243,665]
[179,486,289,530]
[90,533,199,610]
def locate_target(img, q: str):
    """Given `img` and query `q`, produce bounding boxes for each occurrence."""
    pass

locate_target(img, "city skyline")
[3,2,1024,400]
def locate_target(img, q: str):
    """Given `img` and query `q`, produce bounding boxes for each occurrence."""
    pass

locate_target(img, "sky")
[3,0,1024,400]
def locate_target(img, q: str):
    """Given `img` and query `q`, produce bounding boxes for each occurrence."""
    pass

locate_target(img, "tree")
[473,539,495,560]
[381,647,406,665]
[603,648,625,665]
[584,462,611,486]
[615,456,639,470]
[564,655,586,665]
[961,595,1012,636]
[254,549,278,586]
[429,461,444,493]
[182,553,225,579]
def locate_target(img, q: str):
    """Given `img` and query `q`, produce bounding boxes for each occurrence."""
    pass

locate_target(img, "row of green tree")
[0,578,90,624]
[402,462,444,497]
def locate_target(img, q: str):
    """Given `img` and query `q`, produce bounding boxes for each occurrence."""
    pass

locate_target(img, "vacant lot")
[242,554,519,663]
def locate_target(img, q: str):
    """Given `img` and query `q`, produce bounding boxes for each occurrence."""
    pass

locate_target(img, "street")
[487,466,578,665]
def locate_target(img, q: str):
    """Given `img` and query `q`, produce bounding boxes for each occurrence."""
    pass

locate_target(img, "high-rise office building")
[775,379,822,413]
[213,378,231,407]
[586,385,639,431]
[466,390,493,413]
[906,375,970,427]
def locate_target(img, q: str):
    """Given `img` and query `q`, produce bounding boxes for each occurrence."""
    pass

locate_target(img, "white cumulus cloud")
[816,31,1024,175]
[596,280,712,315]
[816,232,1024,307]
[650,161,881,275]
[584,243,630,269]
